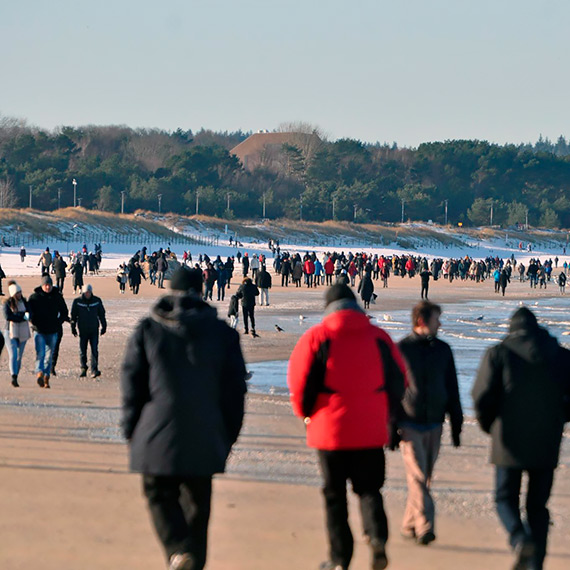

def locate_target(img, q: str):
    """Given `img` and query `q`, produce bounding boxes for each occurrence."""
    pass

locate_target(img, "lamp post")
[300,195,303,221]
[444,199,448,225]
[401,198,405,223]
[29,185,33,209]
[195,190,199,215]
[121,191,125,214]
[262,193,266,218]
[525,208,529,230]
[226,192,231,212]
[57,188,62,210]
[332,197,336,220]
[72,178,77,207]
[158,194,162,214]
[353,204,358,221]
[490,201,493,226]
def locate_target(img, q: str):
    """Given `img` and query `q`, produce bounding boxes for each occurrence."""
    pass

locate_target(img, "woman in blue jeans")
[4,281,31,387]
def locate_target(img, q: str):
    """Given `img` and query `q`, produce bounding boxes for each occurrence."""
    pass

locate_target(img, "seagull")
[382,314,393,322]
[275,324,285,332]
[72,224,78,229]
[299,315,305,321]
[476,315,484,321]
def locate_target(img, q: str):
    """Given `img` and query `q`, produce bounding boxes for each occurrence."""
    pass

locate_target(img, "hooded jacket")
[121,293,247,476]
[472,308,570,468]
[288,300,407,450]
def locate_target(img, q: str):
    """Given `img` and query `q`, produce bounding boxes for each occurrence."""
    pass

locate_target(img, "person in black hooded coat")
[121,267,247,570]
[472,307,570,570]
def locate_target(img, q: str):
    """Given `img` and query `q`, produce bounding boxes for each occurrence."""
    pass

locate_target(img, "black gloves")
[452,430,461,448]
[387,422,401,451]
[71,325,78,337]
[100,327,106,336]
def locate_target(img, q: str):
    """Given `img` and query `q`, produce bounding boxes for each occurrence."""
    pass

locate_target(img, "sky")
[1,0,569,147]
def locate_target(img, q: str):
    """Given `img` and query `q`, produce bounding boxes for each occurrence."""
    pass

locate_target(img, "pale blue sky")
[1,0,568,146]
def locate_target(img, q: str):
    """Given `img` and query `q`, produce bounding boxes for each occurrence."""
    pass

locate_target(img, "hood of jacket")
[322,299,368,333]
[150,293,218,336]
[502,326,559,364]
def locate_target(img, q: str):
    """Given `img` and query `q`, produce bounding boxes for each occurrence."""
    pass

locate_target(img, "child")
[228,294,239,329]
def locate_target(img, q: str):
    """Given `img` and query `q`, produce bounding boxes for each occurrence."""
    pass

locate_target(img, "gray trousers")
[399,424,442,537]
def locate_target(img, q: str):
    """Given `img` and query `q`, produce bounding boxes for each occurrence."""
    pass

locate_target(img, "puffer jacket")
[28,286,69,335]
[121,294,247,476]
[288,299,407,450]
[472,311,570,468]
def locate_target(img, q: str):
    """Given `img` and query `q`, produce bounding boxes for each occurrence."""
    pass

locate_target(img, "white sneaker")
[169,552,194,570]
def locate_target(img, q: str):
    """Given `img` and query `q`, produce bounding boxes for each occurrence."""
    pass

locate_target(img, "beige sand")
[0,272,569,569]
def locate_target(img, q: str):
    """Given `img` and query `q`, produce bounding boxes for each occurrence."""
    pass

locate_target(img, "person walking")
[472,307,570,570]
[396,301,463,545]
[70,258,84,294]
[4,281,31,387]
[129,261,145,295]
[255,264,272,306]
[70,284,107,378]
[557,271,566,294]
[499,267,510,296]
[357,270,375,309]
[235,277,259,336]
[227,293,239,329]
[117,263,128,294]
[20,246,26,263]
[27,275,69,389]
[156,254,168,289]
[419,268,432,299]
[37,247,52,276]
[287,284,407,570]
[121,267,247,570]
[53,251,67,293]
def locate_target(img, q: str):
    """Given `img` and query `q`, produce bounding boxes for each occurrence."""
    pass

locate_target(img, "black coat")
[472,323,570,468]
[121,294,247,476]
[236,281,259,308]
[53,257,67,278]
[70,262,84,288]
[28,286,69,335]
[256,269,272,289]
[357,275,374,302]
[70,294,107,334]
[398,333,463,438]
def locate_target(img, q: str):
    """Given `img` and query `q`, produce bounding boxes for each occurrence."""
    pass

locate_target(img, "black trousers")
[495,467,554,570]
[242,305,255,332]
[143,475,212,570]
[421,283,429,299]
[79,330,99,372]
[51,328,63,372]
[318,448,388,569]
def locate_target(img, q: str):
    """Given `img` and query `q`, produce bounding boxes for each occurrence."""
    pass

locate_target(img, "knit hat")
[82,284,93,294]
[325,283,356,307]
[170,267,203,293]
[8,283,22,297]
[41,275,53,286]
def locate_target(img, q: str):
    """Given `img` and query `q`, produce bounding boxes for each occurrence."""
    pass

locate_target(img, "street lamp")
[262,193,266,218]
[300,195,303,221]
[72,178,77,207]
[158,194,162,214]
[490,201,494,226]
[226,192,231,212]
[121,191,126,214]
[353,204,358,221]
[444,199,448,225]
[195,190,199,215]
[29,185,33,209]
[58,188,62,210]
[401,198,405,223]
[332,197,336,220]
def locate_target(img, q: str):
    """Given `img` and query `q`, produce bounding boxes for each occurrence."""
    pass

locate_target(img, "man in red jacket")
[288,284,406,570]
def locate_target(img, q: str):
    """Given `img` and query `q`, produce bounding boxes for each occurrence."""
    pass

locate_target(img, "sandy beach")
[0,271,569,569]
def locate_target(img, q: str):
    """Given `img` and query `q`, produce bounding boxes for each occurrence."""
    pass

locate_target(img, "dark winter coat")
[280,259,292,276]
[70,294,107,335]
[472,313,570,468]
[70,262,84,289]
[357,275,374,302]
[121,294,247,476]
[256,269,272,289]
[53,257,67,278]
[129,265,145,286]
[398,333,463,438]
[236,281,259,308]
[28,286,69,335]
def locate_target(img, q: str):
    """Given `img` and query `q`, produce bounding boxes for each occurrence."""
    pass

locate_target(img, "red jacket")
[288,303,407,450]
[324,258,334,275]
[303,260,315,275]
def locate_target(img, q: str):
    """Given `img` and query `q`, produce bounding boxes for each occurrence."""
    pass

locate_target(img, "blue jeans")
[7,336,27,376]
[495,466,554,569]
[34,332,58,375]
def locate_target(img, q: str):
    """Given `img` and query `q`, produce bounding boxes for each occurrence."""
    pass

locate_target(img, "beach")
[0,270,569,569]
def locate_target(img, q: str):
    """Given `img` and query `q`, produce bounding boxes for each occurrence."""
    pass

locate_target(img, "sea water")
[247,297,570,412]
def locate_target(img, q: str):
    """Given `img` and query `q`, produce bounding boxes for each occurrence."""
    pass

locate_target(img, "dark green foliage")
[1,121,570,227]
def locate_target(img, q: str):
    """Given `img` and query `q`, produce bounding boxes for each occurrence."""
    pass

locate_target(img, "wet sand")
[0,272,569,569]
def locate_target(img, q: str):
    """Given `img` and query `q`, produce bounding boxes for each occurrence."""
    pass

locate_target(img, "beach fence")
[0,231,219,249]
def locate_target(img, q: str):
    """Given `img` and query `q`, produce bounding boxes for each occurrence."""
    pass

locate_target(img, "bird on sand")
[275,324,285,332]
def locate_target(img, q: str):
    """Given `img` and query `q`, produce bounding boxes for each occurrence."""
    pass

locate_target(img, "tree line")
[1,115,570,229]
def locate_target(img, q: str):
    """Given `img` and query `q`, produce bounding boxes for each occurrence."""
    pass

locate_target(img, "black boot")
[11,374,19,388]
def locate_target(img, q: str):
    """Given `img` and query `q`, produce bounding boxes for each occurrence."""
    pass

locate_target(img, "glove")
[387,422,401,451]
[71,326,78,337]
[452,430,461,448]
[100,327,106,336]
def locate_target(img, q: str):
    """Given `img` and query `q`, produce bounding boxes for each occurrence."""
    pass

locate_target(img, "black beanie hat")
[170,267,203,293]
[509,307,539,332]
[325,283,356,307]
